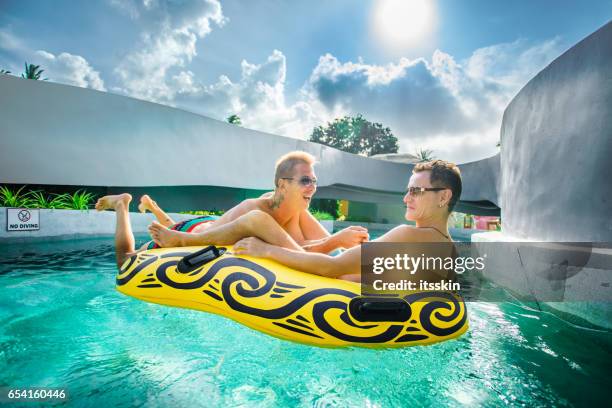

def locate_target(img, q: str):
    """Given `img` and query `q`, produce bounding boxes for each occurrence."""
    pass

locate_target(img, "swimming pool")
[1,239,610,406]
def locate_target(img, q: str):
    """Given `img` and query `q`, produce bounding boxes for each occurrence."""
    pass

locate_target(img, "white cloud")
[36,51,106,91]
[103,2,565,163]
[0,29,27,54]
[3,8,563,165]
[114,36,562,163]
[465,38,562,88]
[0,28,105,91]
[111,0,225,101]
[299,38,565,163]
[170,49,329,138]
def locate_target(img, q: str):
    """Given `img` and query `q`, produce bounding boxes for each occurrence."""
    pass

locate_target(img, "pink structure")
[474,216,500,230]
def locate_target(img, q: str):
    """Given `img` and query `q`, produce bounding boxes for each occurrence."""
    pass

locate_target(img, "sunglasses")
[405,186,446,197]
[281,176,318,187]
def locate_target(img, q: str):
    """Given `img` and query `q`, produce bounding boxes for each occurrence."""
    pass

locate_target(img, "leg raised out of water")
[148,210,302,250]
[138,194,175,227]
[95,193,137,268]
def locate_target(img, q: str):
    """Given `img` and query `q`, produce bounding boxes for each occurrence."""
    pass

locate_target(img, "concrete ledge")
[319,220,333,233]
[471,231,612,329]
[0,207,199,243]
[0,207,334,243]
[471,231,522,242]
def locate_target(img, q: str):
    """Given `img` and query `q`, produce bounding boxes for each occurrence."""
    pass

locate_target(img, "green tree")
[21,62,47,80]
[227,114,242,126]
[309,198,340,218]
[0,69,11,75]
[309,114,399,156]
[415,148,435,162]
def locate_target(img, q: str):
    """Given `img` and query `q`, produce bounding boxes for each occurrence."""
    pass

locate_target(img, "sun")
[373,0,436,49]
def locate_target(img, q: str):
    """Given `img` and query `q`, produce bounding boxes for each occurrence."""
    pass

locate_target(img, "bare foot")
[148,221,187,247]
[95,193,132,211]
[138,194,156,213]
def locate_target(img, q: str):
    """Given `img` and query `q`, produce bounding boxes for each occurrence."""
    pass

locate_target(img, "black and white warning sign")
[7,208,40,231]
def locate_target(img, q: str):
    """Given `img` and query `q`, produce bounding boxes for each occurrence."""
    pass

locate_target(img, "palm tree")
[415,148,435,162]
[0,69,11,75]
[21,62,47,80]
[227,114,242,126]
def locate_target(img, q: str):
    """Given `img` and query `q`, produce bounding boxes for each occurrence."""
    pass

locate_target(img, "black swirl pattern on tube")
[222,275,357,319]
[404,291,467,337]
[119,253,467,343]
[119,255,137,274]
[312,301,404,343]
[116,256,158,286]
[154,257,275,292]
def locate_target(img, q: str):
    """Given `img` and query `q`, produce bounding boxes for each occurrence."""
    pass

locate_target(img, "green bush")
[26,190,73,209]
[26,191,53,208]
[50,190,96,210]
[0,186,34,208]
[180,209,225,216]
[309,210,334,221]
[0,186,96,210]
[309,198,340,218]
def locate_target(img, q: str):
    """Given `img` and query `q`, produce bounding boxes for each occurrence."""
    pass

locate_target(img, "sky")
[1,0,610,163]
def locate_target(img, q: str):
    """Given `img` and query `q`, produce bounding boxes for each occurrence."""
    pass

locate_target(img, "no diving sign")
[7,208,40,231]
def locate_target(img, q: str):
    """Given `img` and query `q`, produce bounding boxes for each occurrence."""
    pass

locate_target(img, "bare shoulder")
[299,208,316,223]
[376,225,441,243]
[218,198,261,221]
[251,197,274,212]
[237,198,278,216]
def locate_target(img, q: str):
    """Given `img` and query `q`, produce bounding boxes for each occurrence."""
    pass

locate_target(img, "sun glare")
[373,0,435,50]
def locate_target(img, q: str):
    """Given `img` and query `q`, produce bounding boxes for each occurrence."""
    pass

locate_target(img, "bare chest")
[281,216,306,244]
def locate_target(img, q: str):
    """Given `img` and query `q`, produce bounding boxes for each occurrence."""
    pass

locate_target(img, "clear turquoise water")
[1,239,610,407]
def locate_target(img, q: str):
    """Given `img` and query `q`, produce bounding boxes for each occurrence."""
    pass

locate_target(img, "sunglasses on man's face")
[282,176,318,187]
[405,186,446,197]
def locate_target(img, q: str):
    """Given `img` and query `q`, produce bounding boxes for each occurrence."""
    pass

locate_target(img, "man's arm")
[299,210,331,240]
[234,237,361,278]
[374,224,442,243]
[300,226,369,253]
[299,211,369,253]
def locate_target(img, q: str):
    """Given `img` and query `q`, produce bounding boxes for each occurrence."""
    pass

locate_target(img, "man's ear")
[442,189,452,207]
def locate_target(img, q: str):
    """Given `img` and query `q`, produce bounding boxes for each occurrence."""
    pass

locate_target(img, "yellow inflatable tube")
[116,245,468,348]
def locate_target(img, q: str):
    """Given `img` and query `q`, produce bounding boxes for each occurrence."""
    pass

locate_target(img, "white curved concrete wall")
[0,75,406,191]
[500,21,612,241]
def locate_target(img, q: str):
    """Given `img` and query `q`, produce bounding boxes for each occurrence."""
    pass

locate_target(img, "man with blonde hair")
[96,151,368,267]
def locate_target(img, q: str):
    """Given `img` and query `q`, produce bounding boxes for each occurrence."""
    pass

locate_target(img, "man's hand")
[331,226,369,249]
[233,237,271,257]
